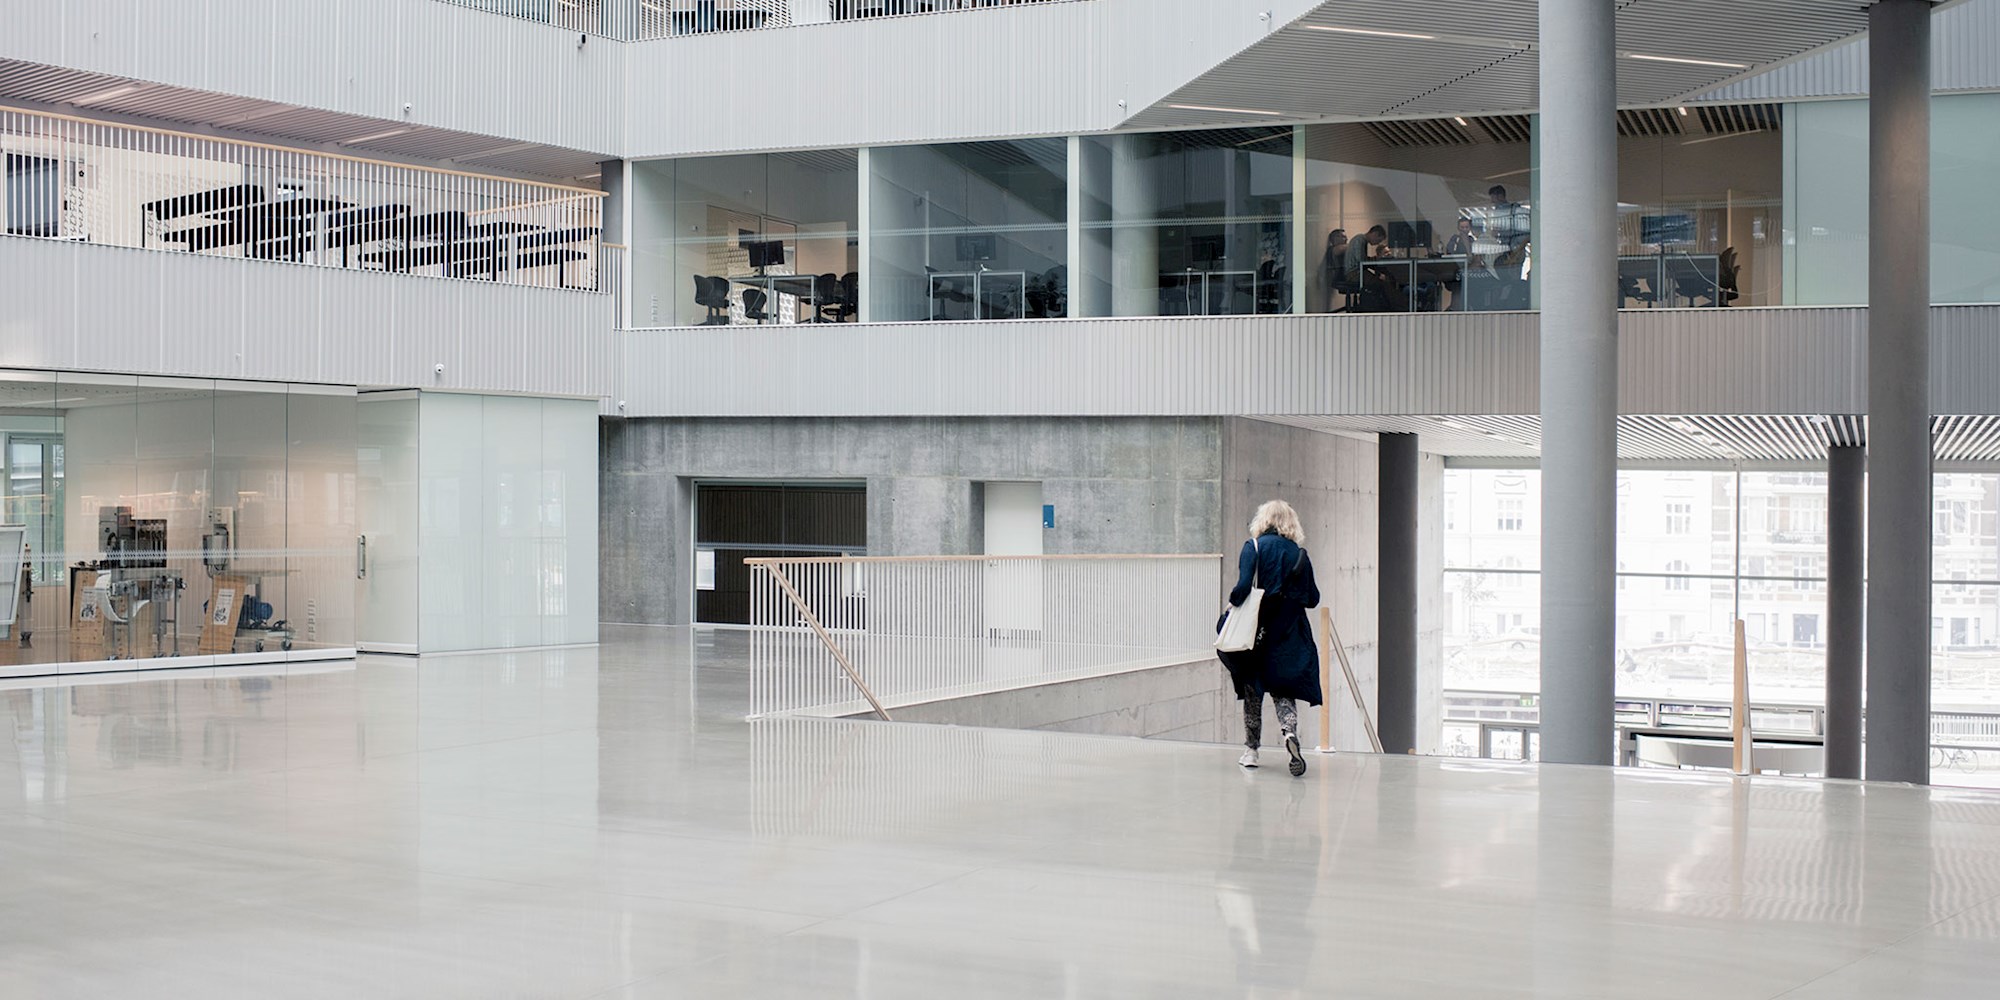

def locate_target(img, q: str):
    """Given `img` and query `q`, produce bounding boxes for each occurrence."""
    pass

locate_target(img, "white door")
[983,483,1043,641]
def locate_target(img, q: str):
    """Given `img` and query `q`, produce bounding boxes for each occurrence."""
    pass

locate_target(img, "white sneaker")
[1238,749,1260,768]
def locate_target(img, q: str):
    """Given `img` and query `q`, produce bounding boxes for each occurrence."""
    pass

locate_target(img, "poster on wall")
[200,576,248,654]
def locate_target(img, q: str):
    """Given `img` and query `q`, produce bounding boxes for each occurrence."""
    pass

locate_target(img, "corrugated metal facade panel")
[1618,307,1868,415]
[12,0,624,159]
[1933,304,2000,414]
[619,313,1545,417]
[0,236,614,397]
[620,306,1999,420]
[622,0,1321,158]
[1698,0,2000,102]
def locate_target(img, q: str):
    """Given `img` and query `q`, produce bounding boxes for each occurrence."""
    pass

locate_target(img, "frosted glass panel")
[1787,100,1868,305]
[286,388,357,652]
[420,393,485,651]
[544,399,599,646]
[483,395,545,649]
[1933,93,2000,304]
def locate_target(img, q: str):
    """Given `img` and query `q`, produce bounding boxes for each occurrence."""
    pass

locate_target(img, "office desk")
[929,270,1026,320]
[1159,270,1256,315]
[1362,256,1469,311]
[730,273,824,323]
[1619,253,1722,307]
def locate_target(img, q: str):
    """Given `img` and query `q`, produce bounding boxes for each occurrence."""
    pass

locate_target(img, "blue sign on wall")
[1042,504,1055,529]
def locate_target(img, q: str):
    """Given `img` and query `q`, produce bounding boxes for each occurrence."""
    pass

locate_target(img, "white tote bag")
[1215,538,1263,652]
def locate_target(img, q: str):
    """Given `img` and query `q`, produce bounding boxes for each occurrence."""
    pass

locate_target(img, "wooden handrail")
[743,553,1222,566]
[758,563,892,721]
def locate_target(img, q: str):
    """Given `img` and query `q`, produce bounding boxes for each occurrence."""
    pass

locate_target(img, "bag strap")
[1267,544,1305,600]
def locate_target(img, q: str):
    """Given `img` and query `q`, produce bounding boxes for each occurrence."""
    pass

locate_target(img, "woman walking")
[1221,500,1324,776]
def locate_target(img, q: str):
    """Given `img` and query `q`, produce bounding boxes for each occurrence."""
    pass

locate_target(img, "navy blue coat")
[1217,531,1324,706]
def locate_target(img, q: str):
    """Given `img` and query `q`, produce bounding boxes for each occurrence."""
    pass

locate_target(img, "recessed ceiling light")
[1622,52,1748,70]
[1165,103,1285,117]
[1677,106,1690,116]
[71,83,144,106]
[1304,25,1438,41]
[340,126,418,146]
[1454,116,1470,127]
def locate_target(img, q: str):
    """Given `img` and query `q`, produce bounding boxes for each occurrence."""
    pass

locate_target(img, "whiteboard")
[0,524,25,627]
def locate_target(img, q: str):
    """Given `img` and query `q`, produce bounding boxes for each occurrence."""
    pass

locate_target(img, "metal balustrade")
[745,553,1221,719]
[436,0,1092,40]
[0,107,606,292]
[1443,689,2000,776]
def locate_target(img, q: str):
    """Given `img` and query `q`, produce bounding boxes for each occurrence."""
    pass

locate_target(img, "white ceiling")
[0,60,606,183]
[1129,0,1881,129]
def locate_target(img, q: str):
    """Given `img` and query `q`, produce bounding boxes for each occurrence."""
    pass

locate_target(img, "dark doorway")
[694,481,865,624]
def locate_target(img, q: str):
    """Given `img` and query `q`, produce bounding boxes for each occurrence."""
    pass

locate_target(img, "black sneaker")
[1285,733,1306,777]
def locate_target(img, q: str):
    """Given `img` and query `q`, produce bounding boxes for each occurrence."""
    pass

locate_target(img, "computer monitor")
[956,232,997,263]
[1640,214,1695,246]
[1190,234,1226,266]
[1385,220,1433,250]
[744,239,786,269]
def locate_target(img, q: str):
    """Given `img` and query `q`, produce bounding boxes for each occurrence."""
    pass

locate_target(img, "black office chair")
[1717,246,1741,306]
[819,272,858,323]
[1026,266,1067,318]
[1256,260,1288,314]
[742,287,770,324]
[693,274,732,324]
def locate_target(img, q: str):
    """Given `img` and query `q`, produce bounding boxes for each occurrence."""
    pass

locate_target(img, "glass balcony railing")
[1,106,606,292]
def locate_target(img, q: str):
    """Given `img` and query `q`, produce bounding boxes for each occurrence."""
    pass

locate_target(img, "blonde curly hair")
[1249,500,1305,544]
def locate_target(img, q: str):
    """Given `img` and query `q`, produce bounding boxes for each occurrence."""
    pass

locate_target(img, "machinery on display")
[201,507,293,653]
[80,506,183,659]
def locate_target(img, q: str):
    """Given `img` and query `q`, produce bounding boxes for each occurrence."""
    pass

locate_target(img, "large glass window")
[1303,118,1533,314]
[1078,128,1293,317]
[0,369,358,670]
[1616,106,1783,308]
[632,151,860,327]
[870,139,1068,323]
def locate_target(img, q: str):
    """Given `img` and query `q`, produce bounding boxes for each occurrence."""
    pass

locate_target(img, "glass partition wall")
[0,370,357,674]
[870,139,1069,322]
[626,97,2000,326]
[1076,128,1294,317]
[1304,118,1535,314]
[632,151,860,327]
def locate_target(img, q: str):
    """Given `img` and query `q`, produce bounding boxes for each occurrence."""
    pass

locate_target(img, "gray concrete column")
[1865,0,1934,785]
[1826,444,1866,779]
[1379,433,1419,754]
[1110,134,1159,317]
[1536,0,1620,765]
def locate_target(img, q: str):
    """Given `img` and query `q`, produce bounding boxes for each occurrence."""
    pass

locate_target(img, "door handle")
[356,535,368,580]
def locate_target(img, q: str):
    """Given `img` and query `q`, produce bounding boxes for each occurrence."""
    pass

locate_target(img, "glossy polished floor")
[4,627,2000,998]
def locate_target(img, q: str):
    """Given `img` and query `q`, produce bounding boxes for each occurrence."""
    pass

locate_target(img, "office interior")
[0,371,358,672]
[631,150,860,327]
[627,97,2000,325]
[870,138,1069,323]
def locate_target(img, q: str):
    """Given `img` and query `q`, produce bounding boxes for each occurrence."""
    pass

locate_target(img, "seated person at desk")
[1320,228,1349,303]
[1443,218,1480,256]
[1343,225,1404,312]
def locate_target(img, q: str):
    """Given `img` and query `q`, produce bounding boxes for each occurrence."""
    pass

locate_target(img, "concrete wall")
[863,658,1236,743]
[599,416,1227,625]
[1219,418,1381,754]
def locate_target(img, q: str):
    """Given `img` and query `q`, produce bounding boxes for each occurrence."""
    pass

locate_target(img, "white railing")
[0,106,604,292]
[746,553,1222,719]
[436,0,1092,39]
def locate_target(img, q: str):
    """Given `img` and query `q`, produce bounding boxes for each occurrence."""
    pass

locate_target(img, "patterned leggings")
[1243,694,1299,750]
